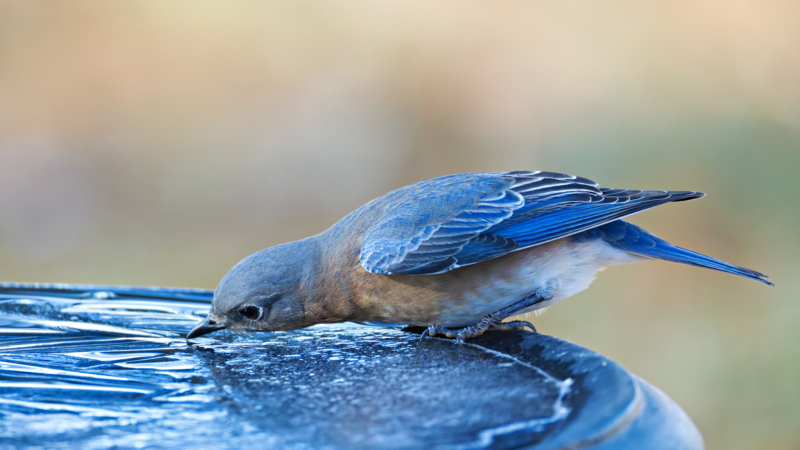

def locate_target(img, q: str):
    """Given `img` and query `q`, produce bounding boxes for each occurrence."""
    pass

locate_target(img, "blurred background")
[0,1,798,448]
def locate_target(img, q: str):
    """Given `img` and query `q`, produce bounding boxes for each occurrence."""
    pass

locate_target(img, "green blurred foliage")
[0,2,798,448]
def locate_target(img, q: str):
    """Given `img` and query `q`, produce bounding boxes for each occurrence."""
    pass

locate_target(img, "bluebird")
[187,171,772,342]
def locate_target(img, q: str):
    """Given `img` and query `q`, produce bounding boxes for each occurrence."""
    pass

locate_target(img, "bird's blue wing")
[359,171,704,275]
[485,189,703,248]
[360,171,601,274]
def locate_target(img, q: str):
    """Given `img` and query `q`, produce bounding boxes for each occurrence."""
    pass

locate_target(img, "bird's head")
[187,239,318,339]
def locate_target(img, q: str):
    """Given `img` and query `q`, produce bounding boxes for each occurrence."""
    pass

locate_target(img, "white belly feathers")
[439,237,645,327]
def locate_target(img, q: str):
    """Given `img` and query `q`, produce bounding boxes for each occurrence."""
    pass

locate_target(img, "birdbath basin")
[0,283,702,449]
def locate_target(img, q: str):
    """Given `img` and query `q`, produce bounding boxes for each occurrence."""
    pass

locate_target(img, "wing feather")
[358,171,704,275]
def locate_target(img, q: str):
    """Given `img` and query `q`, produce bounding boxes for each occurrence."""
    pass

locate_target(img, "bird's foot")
[422,313,536,344]
[420,291,545,344]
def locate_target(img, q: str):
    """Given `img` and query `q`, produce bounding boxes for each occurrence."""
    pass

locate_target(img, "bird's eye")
[239,305,261,320]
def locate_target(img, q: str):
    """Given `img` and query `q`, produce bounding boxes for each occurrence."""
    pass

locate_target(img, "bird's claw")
[488,320,537,333]
[422,314,536,344]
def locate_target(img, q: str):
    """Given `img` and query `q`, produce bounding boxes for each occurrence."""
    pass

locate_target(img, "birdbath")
[0,282,703,449]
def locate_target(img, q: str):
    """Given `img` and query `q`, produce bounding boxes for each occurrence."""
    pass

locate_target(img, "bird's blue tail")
[597,220,773,286]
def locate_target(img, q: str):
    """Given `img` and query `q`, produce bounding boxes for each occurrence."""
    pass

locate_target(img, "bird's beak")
[186,316,227,339]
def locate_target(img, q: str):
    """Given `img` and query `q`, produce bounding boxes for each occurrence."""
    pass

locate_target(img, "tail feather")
[599,220,773,286]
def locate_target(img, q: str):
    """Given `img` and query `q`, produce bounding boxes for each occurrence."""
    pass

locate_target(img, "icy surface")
[0,284,571,449]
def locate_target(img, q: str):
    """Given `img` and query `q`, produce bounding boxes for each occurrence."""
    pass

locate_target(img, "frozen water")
[0,284,572,450]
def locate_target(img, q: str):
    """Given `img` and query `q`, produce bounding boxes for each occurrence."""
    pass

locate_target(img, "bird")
[186,171,772,342]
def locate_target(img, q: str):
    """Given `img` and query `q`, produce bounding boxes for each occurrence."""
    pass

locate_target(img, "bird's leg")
[424,292,546,344]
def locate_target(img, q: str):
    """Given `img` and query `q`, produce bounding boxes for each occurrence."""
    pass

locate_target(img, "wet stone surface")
[0,284,571,450]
